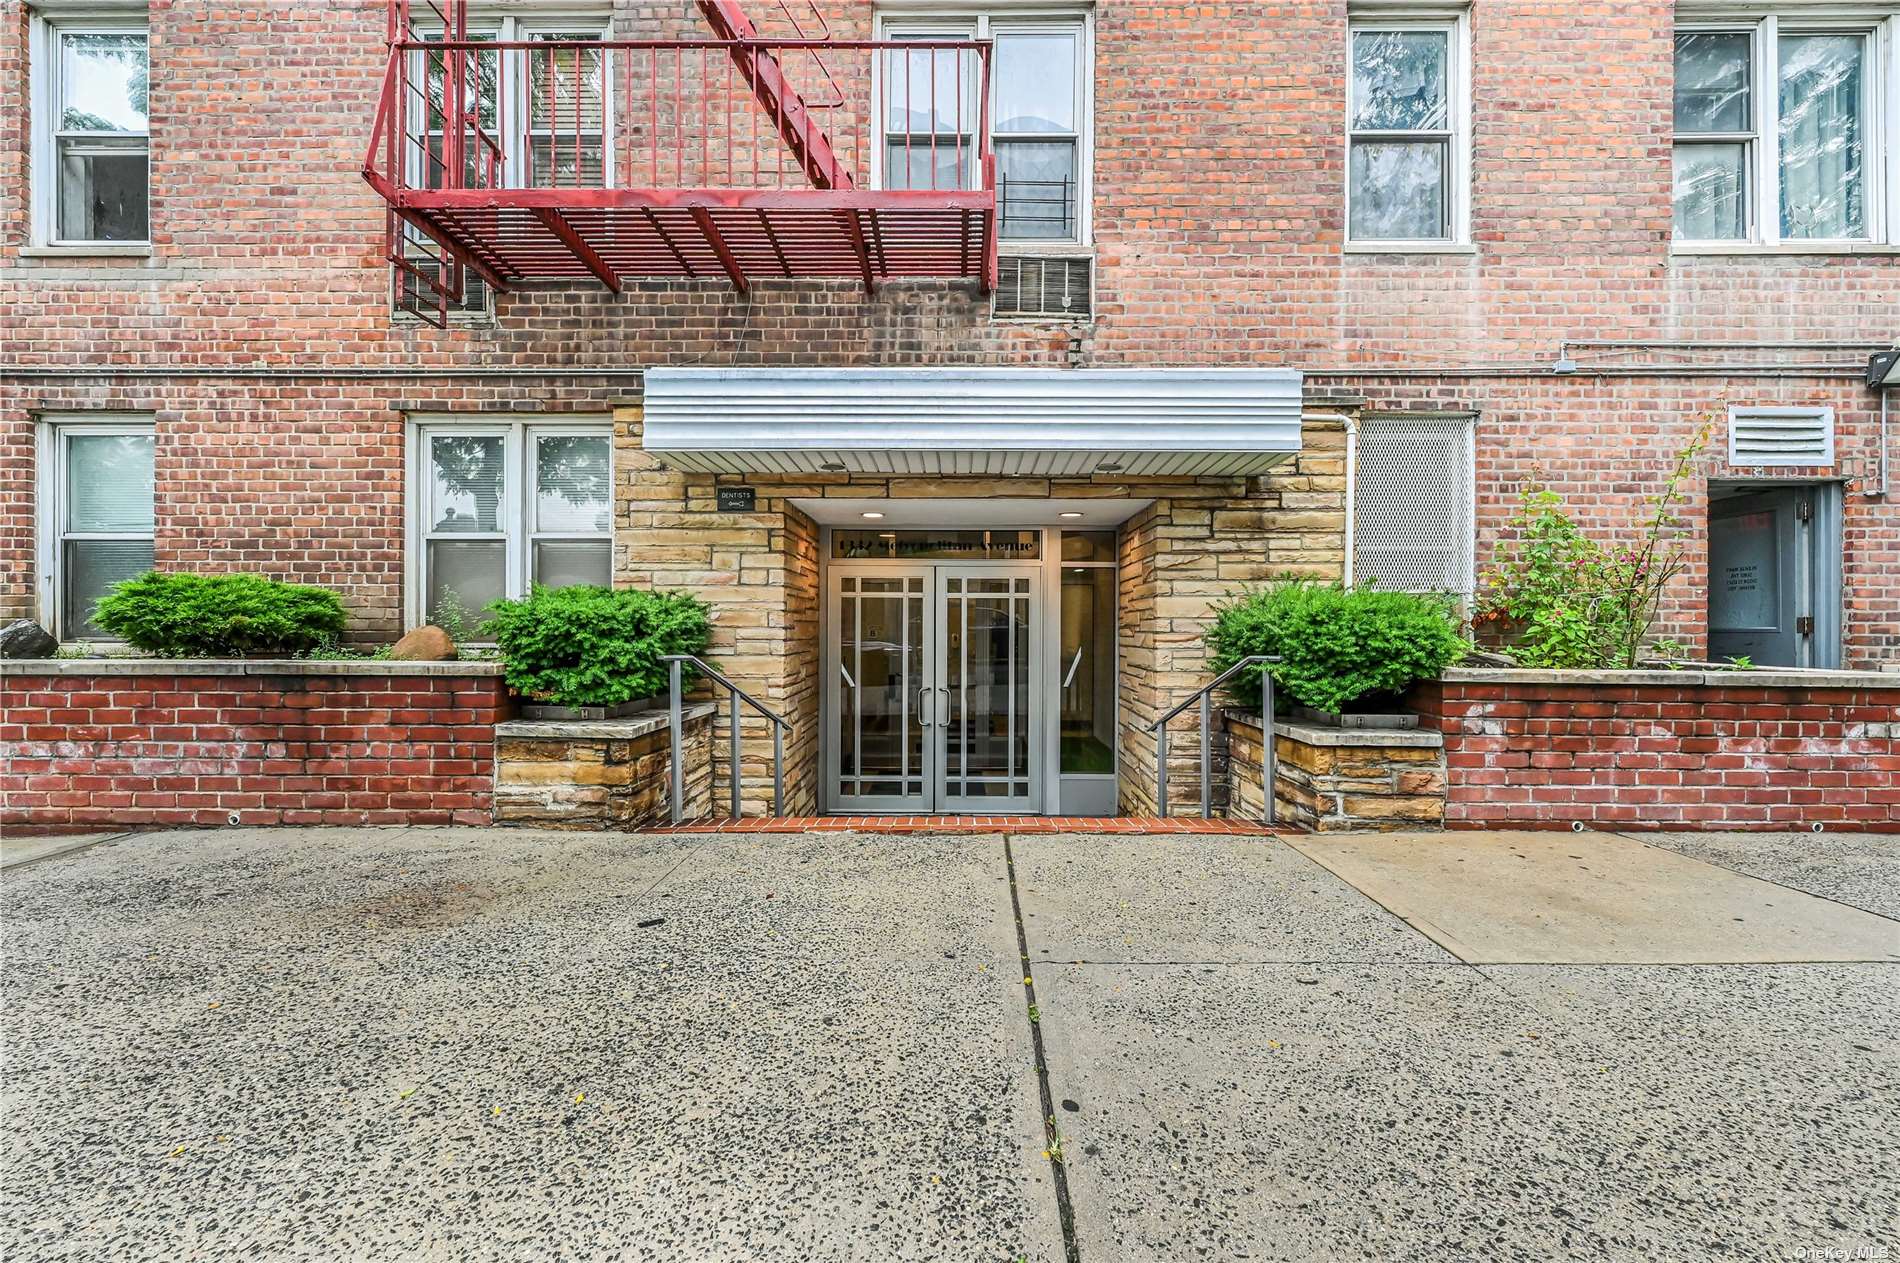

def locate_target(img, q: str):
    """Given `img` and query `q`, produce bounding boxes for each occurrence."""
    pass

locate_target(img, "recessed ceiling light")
[1095,463,1122,473]
[821,461,847,472]
[1058,511,1085,519]
[861,511,885,520]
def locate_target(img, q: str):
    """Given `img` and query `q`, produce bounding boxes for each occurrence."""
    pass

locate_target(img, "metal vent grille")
[993,256,1092,320]
[1352,415,1475,595]
[1727,407,1835,467]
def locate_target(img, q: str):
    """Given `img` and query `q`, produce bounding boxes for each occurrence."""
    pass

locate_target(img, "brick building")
[3,0,1896,817]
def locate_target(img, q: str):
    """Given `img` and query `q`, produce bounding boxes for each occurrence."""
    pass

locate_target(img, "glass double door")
[828,565,1040,814]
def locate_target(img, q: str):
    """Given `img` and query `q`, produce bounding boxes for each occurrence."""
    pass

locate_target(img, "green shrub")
[485,585,712,707]
[92,572,348,658]
[1206,580,1468,714]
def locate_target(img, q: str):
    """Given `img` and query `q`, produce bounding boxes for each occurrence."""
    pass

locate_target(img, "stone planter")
[518,696,660,722]
[494,705,716,829]
[1228,709,1445,832]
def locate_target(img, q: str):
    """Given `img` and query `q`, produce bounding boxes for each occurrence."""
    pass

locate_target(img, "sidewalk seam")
[1003,833,1083,1263]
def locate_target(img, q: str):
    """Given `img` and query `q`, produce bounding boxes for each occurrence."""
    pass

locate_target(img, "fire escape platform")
[397,189,996,289]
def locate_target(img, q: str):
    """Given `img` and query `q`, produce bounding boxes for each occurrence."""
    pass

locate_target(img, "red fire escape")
[365,0,998,325]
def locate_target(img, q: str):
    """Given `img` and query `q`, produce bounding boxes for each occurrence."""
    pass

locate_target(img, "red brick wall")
[0,668,506,833]
[1414,676,1900,833]
[1,2,1894,659]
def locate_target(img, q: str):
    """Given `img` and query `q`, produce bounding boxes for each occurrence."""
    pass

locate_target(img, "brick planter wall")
[0,662,506,834]
[1413,668,1900,833]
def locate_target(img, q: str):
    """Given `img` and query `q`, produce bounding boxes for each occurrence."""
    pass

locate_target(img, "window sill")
[1671,242,1900,257]
[1343,241,1477,256]
[19,243,154,259]
[998,242,1094,258]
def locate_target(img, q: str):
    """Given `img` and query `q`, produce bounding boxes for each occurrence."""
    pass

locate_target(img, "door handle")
[918,686,934,726]
[938,686,951,727]
[1062,647,1084,690]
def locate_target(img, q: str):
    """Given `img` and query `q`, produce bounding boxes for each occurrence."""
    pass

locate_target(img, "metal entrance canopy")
[641,367,1306,477]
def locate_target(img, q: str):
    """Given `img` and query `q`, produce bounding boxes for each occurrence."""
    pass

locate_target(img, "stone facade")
[617,403,1353,815]
[493,707,714,830]
[1228,712,1447,833]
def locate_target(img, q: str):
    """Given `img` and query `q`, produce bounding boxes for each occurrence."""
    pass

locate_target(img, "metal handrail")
[662,654,793,823]
[1149,656,1281,823]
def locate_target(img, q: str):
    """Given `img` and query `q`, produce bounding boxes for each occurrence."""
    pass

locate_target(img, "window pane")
[1060,567,1116,774]
[1778,33,1866,240]
[534,434,611,533]
[1060,531,1116,563]
[999,140,1077,239]
[1673,142,1748,239]
[66,433,154,533]
[427,540,506,626]
[528,38,605,130]
[1349,140,1446,240]
[429,435,506,533]
[60,32,148,131]
[64,540,154,638]
[1674,33,1752,133]
[57,141,148,241]
[995,32,1077,134]
[1351,30,1448,131]
[533,540,611,589]
[884,42,971,135]
[884,140,969,191]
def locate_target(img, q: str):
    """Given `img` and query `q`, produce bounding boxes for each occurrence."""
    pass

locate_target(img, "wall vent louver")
[993,256,1092,321]
[1727,407,1835,467]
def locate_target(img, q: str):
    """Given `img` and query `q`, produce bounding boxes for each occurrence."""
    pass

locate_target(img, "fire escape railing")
[365,23,996,317]
[367,38,994,195]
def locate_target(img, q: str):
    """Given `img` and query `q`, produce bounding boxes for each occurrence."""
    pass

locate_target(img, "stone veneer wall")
[493,707,714,829]
[1227,712,1447,832]
[617,401,1355,816]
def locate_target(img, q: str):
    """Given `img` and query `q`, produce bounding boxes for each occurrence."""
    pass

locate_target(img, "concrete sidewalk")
[3,825,1896,1262]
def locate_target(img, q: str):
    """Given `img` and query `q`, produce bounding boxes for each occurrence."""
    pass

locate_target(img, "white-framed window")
[36,416,156,640]
[396,12,610,317]
[1673,11,1899,248]
[407,418,614,631]
[1346,9,1472,248]
[1348,413,1477,597]
[30,15,151,246]
[875,9,1093,247]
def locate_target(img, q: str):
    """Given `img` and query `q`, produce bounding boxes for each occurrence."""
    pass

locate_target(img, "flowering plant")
[1475,415,1715,670]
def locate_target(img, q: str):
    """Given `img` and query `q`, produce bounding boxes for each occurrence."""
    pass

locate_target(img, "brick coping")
[1440,666,1900,689]
[646,816,1277,835]
[0,659,504,677]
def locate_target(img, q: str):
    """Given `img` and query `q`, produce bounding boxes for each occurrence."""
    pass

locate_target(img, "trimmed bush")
[485,585,712,708]
[1206,580,1468,714]
[92,572,348,658]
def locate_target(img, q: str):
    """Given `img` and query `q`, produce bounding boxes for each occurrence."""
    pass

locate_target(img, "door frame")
[819,531,1053,815]
[1706,479,1844,670]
